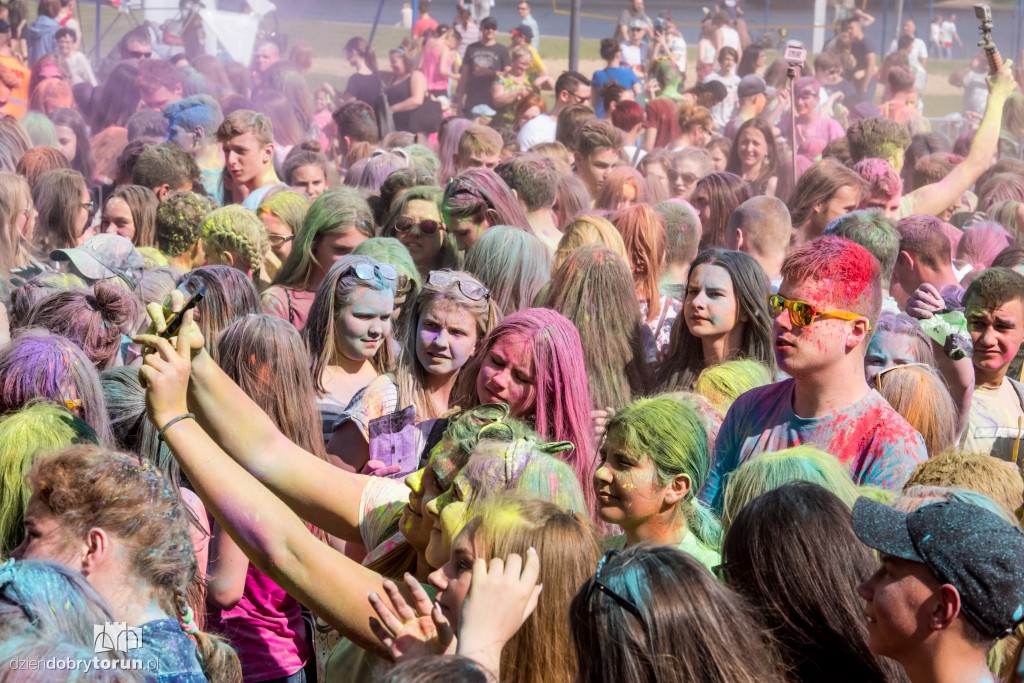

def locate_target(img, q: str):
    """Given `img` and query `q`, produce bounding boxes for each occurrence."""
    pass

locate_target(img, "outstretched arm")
[145,300,376,545]
[903,61,1016,217]
[138,323,399,657]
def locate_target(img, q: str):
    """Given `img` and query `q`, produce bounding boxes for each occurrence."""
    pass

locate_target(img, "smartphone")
[161,286,206,339]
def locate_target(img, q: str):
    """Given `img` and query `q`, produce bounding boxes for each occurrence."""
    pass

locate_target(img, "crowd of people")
[4,0,1024,682]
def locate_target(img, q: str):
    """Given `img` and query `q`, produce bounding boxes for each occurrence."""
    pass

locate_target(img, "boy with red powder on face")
[907,268,1024,461]
[702,236,927,511]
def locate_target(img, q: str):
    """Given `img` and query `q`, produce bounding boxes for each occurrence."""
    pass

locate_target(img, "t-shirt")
[619,41,647,69]
[639,295,681,363]
[64,51,96,86]
[702,379,928,512]
[335,374,401,442]
[940,20,957,45]
[208,565,310,681]
[261,286,316,332]
[603,531,720,572]
[718,25,741,52]
[462,41,510,111]
[412,15,438,38]
[961,378,1024,462]
[591,66,640,118]
[517,112,557,150]
[616,8,651,34]
[779,115,846,148]
[704,71,740,128]
[0,55,30,118]
[345,72,384,108]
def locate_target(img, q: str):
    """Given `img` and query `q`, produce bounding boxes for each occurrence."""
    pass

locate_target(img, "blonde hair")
[0,172,34,277]
[201,206,270,283]
[874,364,958,457]
[553,214,629,273]
[906,450,1024,517]
[395,270,500,419]
[463,495,600,683]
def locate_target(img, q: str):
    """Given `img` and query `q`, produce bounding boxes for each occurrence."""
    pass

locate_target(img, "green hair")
[156,191,217,257]
[273,187,374,291]
[720,446,859,534]
[607,395,721,549]
[693,359,773,416]
[404,143,441,177]
[201,205,270,283]
[0,401,82,556]
[256,189,311,236]
[963,266,1024,310]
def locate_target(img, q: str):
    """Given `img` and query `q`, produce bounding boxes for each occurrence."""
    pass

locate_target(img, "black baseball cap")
[480,16,498,30]
[852,497,1024,638]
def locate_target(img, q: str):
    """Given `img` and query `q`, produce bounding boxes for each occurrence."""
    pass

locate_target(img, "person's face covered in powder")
[475,333,537,419]
[395,199,446,269]
[864,331,923,384]
[333,286,393,363]
[415,299,480,378]
[594,428,685,530]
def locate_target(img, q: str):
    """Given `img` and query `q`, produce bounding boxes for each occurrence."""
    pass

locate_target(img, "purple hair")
[0,329,113,444]
[455,307,597,516]
[442,168,532,231]
[853,157,903,206]
[957,221,1012,269]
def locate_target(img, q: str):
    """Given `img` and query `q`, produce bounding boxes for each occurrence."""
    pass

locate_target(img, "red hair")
[612,204,667,322]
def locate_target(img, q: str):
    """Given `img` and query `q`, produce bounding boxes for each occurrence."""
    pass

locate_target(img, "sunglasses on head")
[395,217,445,235]
[871,362,931,390]
[768,294,870,330]
[341,262,398,282]
[428,270,489,301]
[586,549,646,627]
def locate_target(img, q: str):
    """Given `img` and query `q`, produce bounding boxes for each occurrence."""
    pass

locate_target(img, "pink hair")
[455,308,598,516]
[853,157,903,207]
[957,221,1012,269]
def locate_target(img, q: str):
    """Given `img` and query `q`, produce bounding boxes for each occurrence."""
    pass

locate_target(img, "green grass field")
[72,3,972,117]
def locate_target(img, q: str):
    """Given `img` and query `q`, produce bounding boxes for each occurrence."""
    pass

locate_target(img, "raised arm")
[903,61,1016,217]
[144,300,375,544]
[139,324,399,657]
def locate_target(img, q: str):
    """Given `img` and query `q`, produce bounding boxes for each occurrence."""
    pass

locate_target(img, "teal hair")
[273,187,375,290]
[693,359,773,416]
[720,445,859,534]
[256,189,311,237]
[0,401,82,556]
[353,236,422,338]
[404,143,440,177]
[607,395,721,549]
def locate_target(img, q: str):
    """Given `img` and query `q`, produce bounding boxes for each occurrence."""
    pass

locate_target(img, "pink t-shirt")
[261,286,316,332]
[208,564,311,682]
[420,43,447,92]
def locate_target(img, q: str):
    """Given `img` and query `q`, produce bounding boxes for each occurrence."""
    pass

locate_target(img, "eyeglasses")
[871,362,931,390]
[767,294,870,330]
[395,217,446,235]
[568,90,589,104]
[586,550,645,625]
[267,234,295,248]
[428,270,490,301]
[125,49,152,59]
[341,262,398,282]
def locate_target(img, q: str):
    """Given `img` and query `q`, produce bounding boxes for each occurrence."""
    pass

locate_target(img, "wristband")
[158,413,195,441]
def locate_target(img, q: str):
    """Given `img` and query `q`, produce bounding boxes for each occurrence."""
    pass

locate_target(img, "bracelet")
[158,413,195,441]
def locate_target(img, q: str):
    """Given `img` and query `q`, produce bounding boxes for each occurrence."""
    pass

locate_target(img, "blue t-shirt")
[701,379,928,512]
[591,66,640,118]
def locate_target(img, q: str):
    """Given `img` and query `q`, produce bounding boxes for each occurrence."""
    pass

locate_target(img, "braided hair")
[201,205,270,283]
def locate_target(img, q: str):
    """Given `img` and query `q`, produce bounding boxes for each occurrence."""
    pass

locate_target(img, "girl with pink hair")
[453,307,598,515]
[854,157,904,219]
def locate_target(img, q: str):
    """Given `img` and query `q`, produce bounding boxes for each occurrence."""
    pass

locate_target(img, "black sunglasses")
[586,549,646,626]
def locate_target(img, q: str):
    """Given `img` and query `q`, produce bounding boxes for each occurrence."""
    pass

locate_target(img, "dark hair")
[963,266,1024,311]
[737,44,764,77]
[656,248,776,391]
[570,544,783,683]
[49,108,93,182]
[722,482,909,683]
[126,108,168,142]
[725,118,779,197]
[494,153,557,212]
[554,70,591,98]
[695,172,751,249]
[131,142,195,192]
[556,104,597,153]
[903,132,950,189]
[895,214,951,270]
[332,101,379,143]
[599,37,620,62]
[177,266,261,361]
[88,60,141,130]
[993,247,1024,270]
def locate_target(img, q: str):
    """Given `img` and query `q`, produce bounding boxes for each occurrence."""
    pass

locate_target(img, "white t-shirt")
[704,71,740,128]
[940,20,956,44]
[517,112,557,150]
[929,21,942,44]
[667,34,687,74]
[719,25,740,52]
